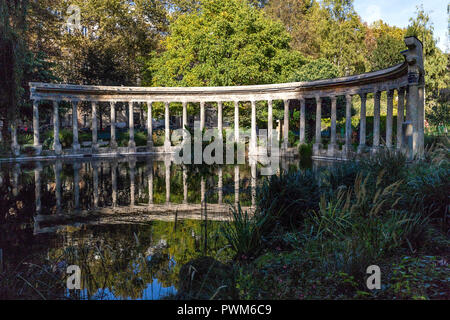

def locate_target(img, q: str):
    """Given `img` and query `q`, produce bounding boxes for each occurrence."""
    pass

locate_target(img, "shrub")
[220,205,269,258]
[256,170,320,232]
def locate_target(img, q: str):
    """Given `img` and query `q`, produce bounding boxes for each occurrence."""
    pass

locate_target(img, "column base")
[92,144,99,153]
[342,144,353,155]
[53,143,62,156]
[313,143,322,156]
[147,141,154,151]
[164,141,171,153]
[72,144,81,153]
[11,143,20,157]
[371,146,380,155]
[327,144,338,157]
[110,141,118,150]
[357,144,367,154]
[33,144,43,156]
[128,141,137,153]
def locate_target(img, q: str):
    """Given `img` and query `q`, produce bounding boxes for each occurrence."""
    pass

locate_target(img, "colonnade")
[26,86,415,161]
[21,36,424,161]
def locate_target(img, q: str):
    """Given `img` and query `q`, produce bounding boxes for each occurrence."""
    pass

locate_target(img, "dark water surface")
[0,156,314,299]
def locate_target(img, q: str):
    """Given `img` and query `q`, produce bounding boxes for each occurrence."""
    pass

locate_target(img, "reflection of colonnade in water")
[28,156,306,231]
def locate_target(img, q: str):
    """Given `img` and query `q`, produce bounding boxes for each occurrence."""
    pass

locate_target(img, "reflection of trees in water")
[46,220,228,300]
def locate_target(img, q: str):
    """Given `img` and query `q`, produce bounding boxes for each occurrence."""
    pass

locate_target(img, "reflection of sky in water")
[66,279,177,300]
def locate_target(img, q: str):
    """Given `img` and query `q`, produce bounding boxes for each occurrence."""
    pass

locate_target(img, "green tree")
[406,6,449,124]
[365,20,406,71]
[320,0,367,75]
[291,58,339,82]
[0,0,58,142]
[264,0,326,58]
[145,0,306,88]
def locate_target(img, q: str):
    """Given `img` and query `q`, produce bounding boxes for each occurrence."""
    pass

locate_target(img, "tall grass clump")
[256,170,320,231]
[298,173,428,276]
[220,205,269,258]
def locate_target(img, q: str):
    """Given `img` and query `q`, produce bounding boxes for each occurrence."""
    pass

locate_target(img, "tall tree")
[264,0,325,58]
[365,20,406,71]
[146,0,306,87]
[406,6,448,121]
[320,0,366,75]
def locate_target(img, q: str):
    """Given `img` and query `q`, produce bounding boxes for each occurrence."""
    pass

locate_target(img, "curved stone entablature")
[30,62,408,102]
[2,36,424,162]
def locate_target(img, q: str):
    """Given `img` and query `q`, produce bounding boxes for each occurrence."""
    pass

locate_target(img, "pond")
[0,156,320,300]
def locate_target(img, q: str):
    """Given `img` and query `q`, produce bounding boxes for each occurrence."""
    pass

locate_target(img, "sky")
[354,0,449,52]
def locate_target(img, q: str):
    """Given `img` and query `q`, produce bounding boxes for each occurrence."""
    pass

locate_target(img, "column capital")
[315,95,321,103]
[398,87,406,95]
[387,89,395,97]
[330,96,337,103]
[345,93,353,100]
[359,92,368,99]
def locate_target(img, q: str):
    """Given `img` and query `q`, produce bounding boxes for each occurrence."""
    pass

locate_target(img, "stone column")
[299,97,306,145]
[267,100,273,153]
[128,102,136,152]
[218,167,223,205]
[183,165,188,204]
[200,101,205,131]
[127,161,135,206]
[250,100,257,155]
[283,99,290,151]
[328,96,338,157]
[72,101,81,152]
[343,94,353,156]
[217,101,223,140]
[409,85,420,156]
[34,163,42,214]
[93,162,99,208]
[53,101,62,155]
[147,160,154,205]
[234,165,239,206]
[110,102,118,150]
[147,101,153,150]
[198,178,204,206]
[165,159,171,203]
[112,161,118,208]
[397,88,405,149]
[164,102,171,151]
[12,164,19,197]
[73,162,80,210]
[10,121,20,157]
[405,87,411,121]
[91,101,99,153]
[418,85,425,155]
[251,161,256,208]
[54,161,62,213]
[358,93,367,153]
[234,101,239,143]
[386,90,394,148]
[313,96,322,155]
[182,101,188,142]
[33,100,42,155]
[404,36,425,158]
[372,91,381,153]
